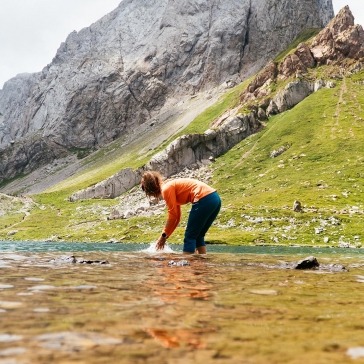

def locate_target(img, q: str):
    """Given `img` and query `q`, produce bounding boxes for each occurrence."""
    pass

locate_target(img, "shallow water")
[0,241,364,363]
[2,240,364,256]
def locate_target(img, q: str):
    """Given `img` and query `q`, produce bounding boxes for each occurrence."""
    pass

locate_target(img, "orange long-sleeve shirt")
[161,178,216,237]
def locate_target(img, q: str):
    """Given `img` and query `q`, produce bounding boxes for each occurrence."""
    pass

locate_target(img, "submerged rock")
[168,260,190,267]
[347,347,364,359]
[77,259,109,265]
[294,256,320,270]
[49,255,77,264]
[324,263,347,272]
[49,255,109,265]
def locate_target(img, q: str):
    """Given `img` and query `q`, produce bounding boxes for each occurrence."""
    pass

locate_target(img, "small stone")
[347,347,364,359]
[249,289,278,295]
[70,285,97,290]
[28,285,56,291]
[24,277,45,282]
[0,301,23,309]
[0,334,23,343]
[33,308,50,313]
[0,347,27,356]
[49,255,77,264]
[293,200,302,212]
[0,284,14,289]
[315,227,324,234]
[168,260,190,267]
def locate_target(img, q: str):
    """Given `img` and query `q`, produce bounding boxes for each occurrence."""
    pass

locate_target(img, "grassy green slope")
[212,74,364,246]
[1,67,364,246]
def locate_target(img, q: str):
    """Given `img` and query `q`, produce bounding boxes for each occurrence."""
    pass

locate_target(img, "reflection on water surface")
[0,241,364,363]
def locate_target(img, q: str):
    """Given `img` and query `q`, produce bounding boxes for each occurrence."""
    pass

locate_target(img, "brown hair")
[141,171,163,198]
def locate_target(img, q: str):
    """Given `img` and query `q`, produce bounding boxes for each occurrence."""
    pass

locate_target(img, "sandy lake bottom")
[0,242,364,363]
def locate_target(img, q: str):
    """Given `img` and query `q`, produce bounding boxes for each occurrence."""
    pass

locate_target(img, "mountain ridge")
[0,0,334,187]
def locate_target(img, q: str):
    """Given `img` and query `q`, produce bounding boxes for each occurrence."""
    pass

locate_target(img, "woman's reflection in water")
[145,256,215,349]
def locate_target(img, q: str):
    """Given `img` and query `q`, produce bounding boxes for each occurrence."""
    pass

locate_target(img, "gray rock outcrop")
[242,6,364,115]
[266,79,335,115]
[69,109,261,201]
[0,0,334,185]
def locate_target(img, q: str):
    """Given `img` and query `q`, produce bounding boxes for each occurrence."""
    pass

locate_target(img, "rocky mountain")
[0,0,334,186]
[69,5,364,202]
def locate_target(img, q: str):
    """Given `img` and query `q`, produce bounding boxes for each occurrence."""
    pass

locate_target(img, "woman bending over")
[141,171,221,254]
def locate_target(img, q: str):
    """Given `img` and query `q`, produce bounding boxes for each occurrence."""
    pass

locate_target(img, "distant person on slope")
[141,171,221,254]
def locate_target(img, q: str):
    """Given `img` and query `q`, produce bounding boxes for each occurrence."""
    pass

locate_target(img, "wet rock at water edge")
[49,255,109,265]
[324,263,347,272]
[294,256,320,270]
[77,259,109,265]
[49,255,77,264]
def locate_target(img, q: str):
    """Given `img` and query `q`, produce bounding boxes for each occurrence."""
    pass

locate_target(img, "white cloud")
[0,0,121,88]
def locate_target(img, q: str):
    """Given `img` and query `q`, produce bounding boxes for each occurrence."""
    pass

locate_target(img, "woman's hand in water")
[156,235,167,250]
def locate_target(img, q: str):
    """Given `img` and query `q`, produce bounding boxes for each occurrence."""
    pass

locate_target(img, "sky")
[0,0,363,89]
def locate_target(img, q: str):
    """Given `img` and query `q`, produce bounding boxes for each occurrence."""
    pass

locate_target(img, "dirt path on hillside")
[331,77,347,139]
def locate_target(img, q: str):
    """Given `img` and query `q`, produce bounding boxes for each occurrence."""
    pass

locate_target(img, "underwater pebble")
[249,289,278,296]
[168,260,190,267]
[0,334,23,343]
[347,347,364,359]
[0,347,27,356]
[17,292,33,296]
[0,284,14,289]
[0,301,23,309]
[24,277,45,282]
[36,331,123,351]
[69,285,97,290]
[33,308,50,313]
[294,280,305,285]
[49,255,77,264]
[27,285,56,291]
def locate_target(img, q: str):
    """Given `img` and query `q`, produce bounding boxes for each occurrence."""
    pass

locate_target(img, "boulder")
[311,6,364,64]
[294,256,320,270]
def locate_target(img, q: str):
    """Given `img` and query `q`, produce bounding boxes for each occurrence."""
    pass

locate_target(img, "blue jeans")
[183,191,221,253]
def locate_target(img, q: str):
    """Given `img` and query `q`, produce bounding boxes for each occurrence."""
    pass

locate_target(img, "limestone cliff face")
[0,0,334,183]
[68,6,363,202]
[241,6,364,113]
